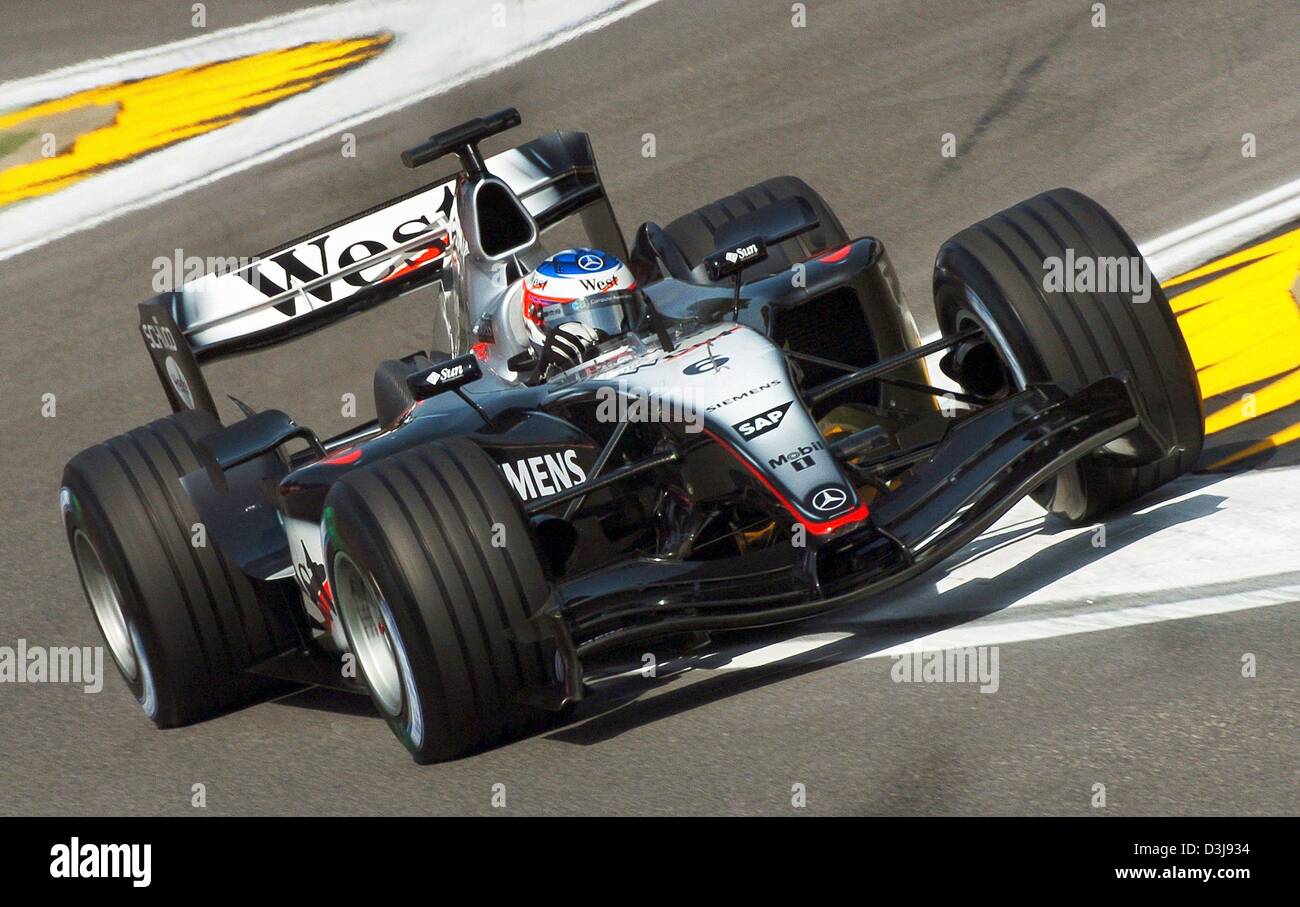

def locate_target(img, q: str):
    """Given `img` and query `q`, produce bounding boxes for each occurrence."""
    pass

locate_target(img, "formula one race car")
[62,109,1203,761]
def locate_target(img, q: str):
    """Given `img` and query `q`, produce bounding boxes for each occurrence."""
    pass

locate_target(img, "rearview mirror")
[703,237,768,281]
[407,353,483,401]
[701,196,820,281]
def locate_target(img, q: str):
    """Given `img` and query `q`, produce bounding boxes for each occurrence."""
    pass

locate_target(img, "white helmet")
[522,248,636,348]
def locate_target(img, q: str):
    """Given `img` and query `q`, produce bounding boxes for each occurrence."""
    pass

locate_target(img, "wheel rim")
[951,287,1082,507]
[333,553,404,717]
[72,530,138,681]
[954,287,1028,392]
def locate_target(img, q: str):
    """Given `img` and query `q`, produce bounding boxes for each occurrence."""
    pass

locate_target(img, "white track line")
[1141,175,1300,280]
[716,585,1300,671]
[0,0,662,262]
[701,464,1300,670]
[0,3,352,106]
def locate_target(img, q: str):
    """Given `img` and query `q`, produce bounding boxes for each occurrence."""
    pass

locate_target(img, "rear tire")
[61,410,292,727]
[662,175,849,282]
[323,437,556,762]
[934,187,1203,522]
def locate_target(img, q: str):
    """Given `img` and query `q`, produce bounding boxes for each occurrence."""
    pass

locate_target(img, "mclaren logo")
[733,401,793,440]
[499,450,588,501]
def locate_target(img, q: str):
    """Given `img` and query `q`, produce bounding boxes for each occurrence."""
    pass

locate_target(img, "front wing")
[524,375,1157,705]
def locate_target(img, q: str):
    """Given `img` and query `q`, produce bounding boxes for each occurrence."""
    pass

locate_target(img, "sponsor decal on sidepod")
[499,449,588,501]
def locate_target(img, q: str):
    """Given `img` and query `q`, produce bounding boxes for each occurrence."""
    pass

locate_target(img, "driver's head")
[522,248,636,352]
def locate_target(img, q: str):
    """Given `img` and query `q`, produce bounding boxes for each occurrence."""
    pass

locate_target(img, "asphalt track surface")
[1,0,1297,815]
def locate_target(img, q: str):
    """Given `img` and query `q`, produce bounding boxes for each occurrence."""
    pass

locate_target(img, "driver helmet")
[522,248,636,349]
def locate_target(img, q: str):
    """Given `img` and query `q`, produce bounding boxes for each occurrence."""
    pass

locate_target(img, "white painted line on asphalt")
[715,584,1300,670]
[1141,175,1300,281]
[692,463,1300,671]
[932,467,1295,605]
[717,582,1294,665]
[0,3,348,106]
[0,0,662,262]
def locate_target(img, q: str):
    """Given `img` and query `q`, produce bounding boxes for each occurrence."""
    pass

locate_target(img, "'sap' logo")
[733,401,793,440]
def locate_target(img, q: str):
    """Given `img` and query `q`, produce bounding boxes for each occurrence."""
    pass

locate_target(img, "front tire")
[934,187,1204,522]
[323,438,556,762]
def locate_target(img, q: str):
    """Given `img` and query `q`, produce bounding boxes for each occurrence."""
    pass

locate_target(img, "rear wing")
[139,129,625,416]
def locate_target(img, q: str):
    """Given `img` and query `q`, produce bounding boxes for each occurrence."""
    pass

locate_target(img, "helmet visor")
[535,288,643,341]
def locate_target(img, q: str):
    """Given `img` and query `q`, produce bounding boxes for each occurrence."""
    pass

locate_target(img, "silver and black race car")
[61,109,1203,761]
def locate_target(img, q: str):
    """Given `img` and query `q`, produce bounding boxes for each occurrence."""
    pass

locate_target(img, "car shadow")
[268,683,379,717]
[543,476,1230,748]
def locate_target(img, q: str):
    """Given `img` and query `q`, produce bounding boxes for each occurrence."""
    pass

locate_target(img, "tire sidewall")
[934,261,1078,513]
[934,262,1048,387]
[60,477,162,721]
[322,489,450,763]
